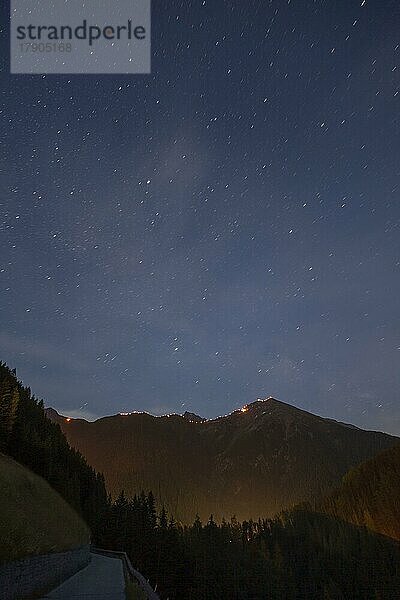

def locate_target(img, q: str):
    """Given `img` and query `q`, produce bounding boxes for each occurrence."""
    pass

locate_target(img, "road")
[41,552,125,600]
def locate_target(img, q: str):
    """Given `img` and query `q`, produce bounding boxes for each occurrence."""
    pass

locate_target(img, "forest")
[98,491,400,599]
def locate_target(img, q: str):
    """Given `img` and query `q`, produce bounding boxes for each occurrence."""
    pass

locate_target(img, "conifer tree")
[0,380,19,450]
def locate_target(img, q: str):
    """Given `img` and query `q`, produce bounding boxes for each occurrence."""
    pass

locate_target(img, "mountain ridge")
[45,399,399,523]
[46,396,385,434]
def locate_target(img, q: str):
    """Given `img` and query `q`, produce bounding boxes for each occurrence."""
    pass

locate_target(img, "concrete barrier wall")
[92,547,160,600]
[0,544,90,600]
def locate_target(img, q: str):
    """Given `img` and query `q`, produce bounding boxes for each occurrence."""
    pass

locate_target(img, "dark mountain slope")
[316,442,400,540]
[49,398,398,523]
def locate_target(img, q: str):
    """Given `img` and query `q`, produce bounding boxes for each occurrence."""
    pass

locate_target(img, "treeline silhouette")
[97,491,400,599]
[0,362,107,535]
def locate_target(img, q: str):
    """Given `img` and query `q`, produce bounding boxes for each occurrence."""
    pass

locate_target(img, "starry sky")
[1,0,399,434]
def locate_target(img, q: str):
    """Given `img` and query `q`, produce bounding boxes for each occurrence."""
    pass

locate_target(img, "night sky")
[1,1,399,434]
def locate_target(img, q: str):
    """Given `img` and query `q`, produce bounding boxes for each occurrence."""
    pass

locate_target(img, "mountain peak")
[236,396,290,414]
[45,407,74,425]
[249,396,282,408]
[182,411,205,423]
[45,407,64,423]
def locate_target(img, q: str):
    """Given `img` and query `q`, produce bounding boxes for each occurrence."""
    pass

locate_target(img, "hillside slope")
[0,453,89,563]
[317,442,400,540]
[0,362,108,536]
[49,398,398,522]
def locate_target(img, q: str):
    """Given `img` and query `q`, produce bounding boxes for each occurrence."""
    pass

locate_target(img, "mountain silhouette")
[47,398,398,522]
